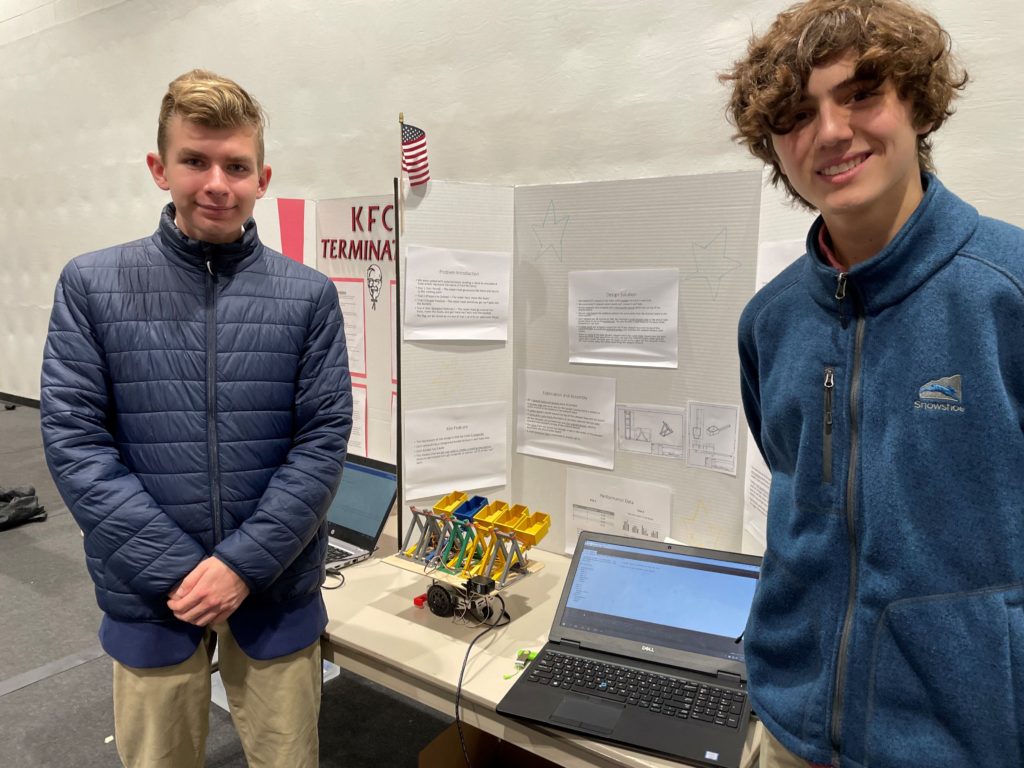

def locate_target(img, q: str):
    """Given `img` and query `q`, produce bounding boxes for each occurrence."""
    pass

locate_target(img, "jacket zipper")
[830,272,864,755]
[835,272,850,328]
[822,367,834,484]
[205,256,224,544]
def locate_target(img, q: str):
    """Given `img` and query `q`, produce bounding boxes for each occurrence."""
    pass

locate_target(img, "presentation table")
[320,520,760,768]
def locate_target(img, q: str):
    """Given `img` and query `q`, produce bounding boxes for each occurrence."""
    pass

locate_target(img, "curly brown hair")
[721,0,968,208]
[157,69,267,169]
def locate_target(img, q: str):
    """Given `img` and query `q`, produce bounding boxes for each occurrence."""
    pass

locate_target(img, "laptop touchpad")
[550,696,623,734]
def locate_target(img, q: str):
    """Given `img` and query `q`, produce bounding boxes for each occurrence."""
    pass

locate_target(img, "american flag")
[401,123,430,186]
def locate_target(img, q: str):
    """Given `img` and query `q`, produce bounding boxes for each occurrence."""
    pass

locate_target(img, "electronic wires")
[454,593,510,768]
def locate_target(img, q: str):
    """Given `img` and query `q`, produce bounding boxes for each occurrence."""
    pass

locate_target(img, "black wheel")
[426,582,458,617]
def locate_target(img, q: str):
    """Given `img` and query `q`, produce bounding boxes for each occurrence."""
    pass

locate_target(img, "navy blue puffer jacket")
[41,205,352,623]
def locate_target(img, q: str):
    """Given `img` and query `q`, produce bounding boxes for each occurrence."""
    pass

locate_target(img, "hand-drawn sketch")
[531,200,570,261]
[679,228,740,300]
[616,403,685,459]
[686,401,739,475]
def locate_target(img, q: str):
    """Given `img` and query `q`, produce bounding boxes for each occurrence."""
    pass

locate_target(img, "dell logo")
[641,645,655,653]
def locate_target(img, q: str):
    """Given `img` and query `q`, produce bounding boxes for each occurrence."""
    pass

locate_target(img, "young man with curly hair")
[41,70,352,767]
[723,1,1024,766]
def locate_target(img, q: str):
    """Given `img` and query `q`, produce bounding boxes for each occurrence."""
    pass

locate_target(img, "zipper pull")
[835,273,850,328]
[824,368,834,431]
[203,244,215,276]
[835,272,848,301]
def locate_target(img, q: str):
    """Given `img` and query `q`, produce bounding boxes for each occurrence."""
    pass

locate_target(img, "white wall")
[2,0,1022,399]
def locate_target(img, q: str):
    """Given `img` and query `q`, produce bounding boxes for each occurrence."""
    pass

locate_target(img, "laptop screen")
[326,455,397,548]
[551,533,761,676]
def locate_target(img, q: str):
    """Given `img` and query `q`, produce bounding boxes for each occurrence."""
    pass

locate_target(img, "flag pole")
[394,113,405,549]
[398,112,406,234]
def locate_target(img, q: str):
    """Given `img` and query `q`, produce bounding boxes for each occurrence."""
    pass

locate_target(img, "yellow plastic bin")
[433,491,467,517]
[515,512,551,548]
[473,500,509,531]
[494,504,529,533]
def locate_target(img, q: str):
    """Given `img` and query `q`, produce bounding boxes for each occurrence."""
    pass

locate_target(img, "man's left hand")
[168,557,251,627]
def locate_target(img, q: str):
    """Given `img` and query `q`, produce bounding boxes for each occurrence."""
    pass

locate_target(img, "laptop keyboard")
[527,650,745,728]
[326,544,355,562]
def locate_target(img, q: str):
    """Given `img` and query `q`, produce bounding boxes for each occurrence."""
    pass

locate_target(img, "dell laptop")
[324,453,398,570]
[496,531,761,767]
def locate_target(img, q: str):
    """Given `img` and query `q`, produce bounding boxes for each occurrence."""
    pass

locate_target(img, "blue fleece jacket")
[739,175,1024,768]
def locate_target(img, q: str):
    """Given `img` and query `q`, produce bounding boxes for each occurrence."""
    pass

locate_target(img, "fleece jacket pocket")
[863,584,1024,768]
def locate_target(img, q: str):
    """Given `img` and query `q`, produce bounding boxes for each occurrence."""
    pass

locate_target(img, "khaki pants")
[112,623,321,768]
[760,726,816,768]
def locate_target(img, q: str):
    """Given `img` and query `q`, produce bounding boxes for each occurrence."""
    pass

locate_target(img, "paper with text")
[404,245,512,341]
[742,440,770,554]
[404,401,507,500]
[331,278,366,377]
[568,268,679,368]
[564,468,672,554]
[349,383,367,457]
[516,369,616,469]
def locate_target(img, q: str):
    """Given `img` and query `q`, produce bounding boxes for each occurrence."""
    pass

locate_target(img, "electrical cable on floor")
[454,592,510,768]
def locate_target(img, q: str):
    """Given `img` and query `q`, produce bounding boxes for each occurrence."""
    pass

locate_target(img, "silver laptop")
[324,454,397,570]
[497,531,761,767]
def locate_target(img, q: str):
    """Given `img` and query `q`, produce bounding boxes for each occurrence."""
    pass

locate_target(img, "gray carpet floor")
[0,400,451,767]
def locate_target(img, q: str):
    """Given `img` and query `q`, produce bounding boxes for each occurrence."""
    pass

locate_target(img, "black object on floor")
[0,486,47,530]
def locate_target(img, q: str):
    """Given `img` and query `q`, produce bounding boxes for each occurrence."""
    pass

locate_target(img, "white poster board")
[510,172,761,553]
[398,182,516,512]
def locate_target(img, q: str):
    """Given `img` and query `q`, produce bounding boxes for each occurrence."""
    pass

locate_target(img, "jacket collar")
[802,174,979,316]
[155,203,262,275]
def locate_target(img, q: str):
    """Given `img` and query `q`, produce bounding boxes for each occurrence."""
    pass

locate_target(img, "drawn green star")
[532,201,570,261]
[680,228,740,299]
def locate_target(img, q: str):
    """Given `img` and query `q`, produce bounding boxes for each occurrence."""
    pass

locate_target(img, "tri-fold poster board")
[256,172,763,555]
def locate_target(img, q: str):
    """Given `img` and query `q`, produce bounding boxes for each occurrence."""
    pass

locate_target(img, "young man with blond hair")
[723,1,1024,766]
[41,69,352,767]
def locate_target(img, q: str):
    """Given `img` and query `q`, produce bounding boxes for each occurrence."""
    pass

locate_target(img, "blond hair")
[157,69,266,167]
[721,0,967,208]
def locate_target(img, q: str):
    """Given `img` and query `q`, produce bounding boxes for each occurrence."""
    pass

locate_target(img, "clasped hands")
[168,556,250,627]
